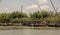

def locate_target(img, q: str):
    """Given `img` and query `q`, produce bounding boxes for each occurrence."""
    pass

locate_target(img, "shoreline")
[0,26,60,30]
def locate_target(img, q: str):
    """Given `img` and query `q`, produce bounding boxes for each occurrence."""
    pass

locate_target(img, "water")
[0,28,60,35]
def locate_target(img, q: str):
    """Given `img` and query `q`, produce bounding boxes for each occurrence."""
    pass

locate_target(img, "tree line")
[0,11,60,24]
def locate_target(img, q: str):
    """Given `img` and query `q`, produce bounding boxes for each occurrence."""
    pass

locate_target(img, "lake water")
[0,28,60,35]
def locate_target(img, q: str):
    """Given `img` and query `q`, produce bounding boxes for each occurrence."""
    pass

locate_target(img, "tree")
[30,11,41,19]
[0,13,10,23]
[9,11,28,19]
[41,11,49,18]
[30,11,49,19]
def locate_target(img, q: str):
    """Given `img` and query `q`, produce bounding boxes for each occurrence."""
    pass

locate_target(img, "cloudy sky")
[0,0,60,13]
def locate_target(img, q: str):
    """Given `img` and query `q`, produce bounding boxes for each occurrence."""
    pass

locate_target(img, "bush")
[10,18,21,23]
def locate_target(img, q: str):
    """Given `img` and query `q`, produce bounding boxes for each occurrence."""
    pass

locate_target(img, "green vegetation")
[0,10,60,26]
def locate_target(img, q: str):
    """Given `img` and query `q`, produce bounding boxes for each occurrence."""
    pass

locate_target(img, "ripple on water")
[0,29,60,35]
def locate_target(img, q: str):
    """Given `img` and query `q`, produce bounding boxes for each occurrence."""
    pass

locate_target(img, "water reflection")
[0,28,60,35]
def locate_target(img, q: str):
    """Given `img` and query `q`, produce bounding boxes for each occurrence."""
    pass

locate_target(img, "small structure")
[21,20,48,27]
[55,23,60,27]
[0,23,7,26]
[48,23,55,27]
[21,20,39,26]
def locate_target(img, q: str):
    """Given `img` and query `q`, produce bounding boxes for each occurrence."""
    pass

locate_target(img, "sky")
[0,0,60,13]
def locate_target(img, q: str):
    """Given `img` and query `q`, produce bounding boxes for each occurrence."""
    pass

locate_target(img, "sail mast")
[49,0,57,15]
[21,5,23,12]
[35,0,41,12]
